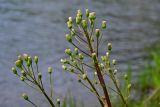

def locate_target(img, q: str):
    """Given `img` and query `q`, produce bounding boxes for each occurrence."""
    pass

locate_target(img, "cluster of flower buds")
[11,54,59,107]
[63,9,130,107]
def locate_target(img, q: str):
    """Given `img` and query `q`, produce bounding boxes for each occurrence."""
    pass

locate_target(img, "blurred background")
[0,0,160,107]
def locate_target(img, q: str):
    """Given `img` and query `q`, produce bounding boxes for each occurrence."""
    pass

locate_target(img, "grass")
[127,42,160,107]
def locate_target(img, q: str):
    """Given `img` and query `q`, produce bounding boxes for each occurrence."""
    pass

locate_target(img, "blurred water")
[0,0,160,107]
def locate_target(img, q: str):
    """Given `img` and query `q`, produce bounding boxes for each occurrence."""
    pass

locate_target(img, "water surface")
[0,0,160,107]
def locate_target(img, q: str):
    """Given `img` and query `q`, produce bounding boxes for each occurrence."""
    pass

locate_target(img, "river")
[0,0,160,107]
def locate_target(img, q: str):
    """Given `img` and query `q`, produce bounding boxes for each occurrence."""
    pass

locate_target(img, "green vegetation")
[10,9,160,107]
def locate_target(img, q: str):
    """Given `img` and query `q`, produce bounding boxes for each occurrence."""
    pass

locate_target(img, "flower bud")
[69,68,74,72]
[102,21,107,29]
[34,56,38,64]
[56,98,60,105]
[113,69,117,75]
[82,20,87,29]
[101,56,106,62]
[65,34,72,43]
[71,29,75,36]
[27,61,31,67]
[76,16,82,24]
[65,49,72,56]
[38,72,42,79]
[22,93,29,100]
[82,74,87,80]
[124,74,128,80]
[28,57,32,64]
[20,76,25,81]
[94,72,97,76]
[61,59,69,64]
[77,9,82,17]
[99,63,104,69]
[95,29,100,38]
[18,55,23,63]
[79,53,84,60]
[62,65,67,70]
[74,48,79,55]
[89,12,96,20]
[68,17,72,23]
[15,60,22,69]
[112,59,116,65]
[48,67,53,74]
[27,57,32,67]
[12,67,17,75]
[107,43,112,51]
[23,54,28,62]
[106,52,110,60]
[127,84,132,90]
[108,68,112,73]
[67,21,72,29]
[21,70,26,77]
[86,9,89,17]
[73,61,77,66]
[92,53,97,61]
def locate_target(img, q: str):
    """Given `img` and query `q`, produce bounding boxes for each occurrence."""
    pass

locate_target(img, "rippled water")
[0,0,160,107]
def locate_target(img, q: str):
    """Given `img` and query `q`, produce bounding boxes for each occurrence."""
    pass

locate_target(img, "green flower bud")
[65,49,72,56]
[106,52,109,57]
[76,16,82,24]
[86,9,89,17]
[65,34,72,43]
[82,20,87,29]
[94,72,97,76]
[70,56,74,62]
[48,67,53,74]
[67,21,72,29]
[99,63,104,69]
[27,57,32,67]
[112,59,116,65]
[77,9,82,17]
[113,69,117,75]
[101,56,106,62]
[34,56,38,64]
[82,74,87,80]
[71,29,75,36]
[73,61,77,66]
[38,72,42,79]
[18,55,23,63]
[74,48,79,55]
[62,65,67,70]
[124,74,128,80]
[20,76,25,81]
[56,98,60,105]
[68,17,72,23]
[12,67,17,75]
[107,43,112,51]
[27,61,31,67]
[28,57,32,64]
[69,68,74,72]
[21,70,26,77]
[22,93,29,100]
[15,60,22,69]
[108,68,112,73]
[23,54,28,62]
[127,84,132,90]
[79,53,84,60]
[102,21,107,29]
[89,12,96,20]
[95,29,100,38]
[61,59,70,64]
[92,53,97,61]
